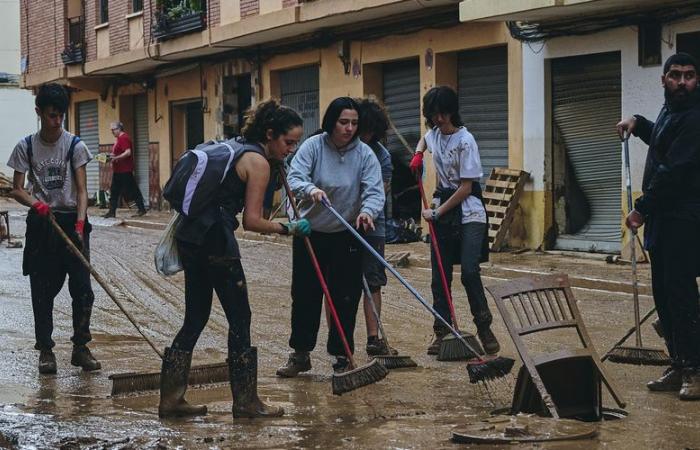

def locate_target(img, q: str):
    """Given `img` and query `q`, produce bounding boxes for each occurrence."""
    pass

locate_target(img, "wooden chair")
[486,274,626,420]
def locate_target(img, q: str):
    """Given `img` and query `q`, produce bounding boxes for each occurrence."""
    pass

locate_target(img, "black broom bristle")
[606,346,671,366]
[332,359,389,395]
[437,333,484,361]
[109,362,230,396]
[466,356,515,384]
[374,355,418,370]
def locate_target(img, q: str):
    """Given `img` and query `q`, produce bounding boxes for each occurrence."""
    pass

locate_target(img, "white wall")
[0,0,20,74]
[521,16,700,193]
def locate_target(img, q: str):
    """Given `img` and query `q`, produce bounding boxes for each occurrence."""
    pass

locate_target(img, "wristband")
[75,219,85,235]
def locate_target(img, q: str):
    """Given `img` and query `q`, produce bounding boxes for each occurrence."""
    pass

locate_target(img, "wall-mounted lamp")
[338,40,351,75]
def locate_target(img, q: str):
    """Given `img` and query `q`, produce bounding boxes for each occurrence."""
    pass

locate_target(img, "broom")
[417,178,484,361]
[607,135,669,366]
[361,276,418,370]
[279,171,388,395]
[321,199,514,383]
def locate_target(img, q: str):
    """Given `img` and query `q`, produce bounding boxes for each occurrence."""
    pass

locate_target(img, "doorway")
[170,99,204,166]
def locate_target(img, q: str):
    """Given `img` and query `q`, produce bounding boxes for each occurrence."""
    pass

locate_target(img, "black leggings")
[171,238,251,358]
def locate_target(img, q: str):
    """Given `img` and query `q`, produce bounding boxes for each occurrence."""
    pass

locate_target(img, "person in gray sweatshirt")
[277,97,385,376]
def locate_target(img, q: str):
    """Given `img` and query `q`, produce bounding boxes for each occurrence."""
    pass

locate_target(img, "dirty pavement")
[0,199,698,449]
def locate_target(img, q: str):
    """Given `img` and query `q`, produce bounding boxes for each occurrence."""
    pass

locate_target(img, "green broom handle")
[320,198,485,361]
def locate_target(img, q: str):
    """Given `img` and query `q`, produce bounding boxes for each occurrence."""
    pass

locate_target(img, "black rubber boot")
[275,351,311,378]
[647,367,683,392]
[477,326,501,355]
[71,345,101,371]
[680,369,700,401]
[39,350,57,374]
[158,347,207,418]
[231,347,284,418]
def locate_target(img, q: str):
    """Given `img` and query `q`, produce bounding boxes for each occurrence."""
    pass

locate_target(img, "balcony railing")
[61,16,85,65]
[153,0,206,41]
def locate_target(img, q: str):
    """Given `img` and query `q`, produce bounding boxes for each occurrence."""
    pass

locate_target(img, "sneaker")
[102,211,116,219]
[332,356,350,374]
[647,367,683,392]
[71,345,101,371]
[366,337,398,356]
[477,326,501,355]
[679,369,700,401]
[131,210,147,218]
[38,350,57,374]
[276,352,311,378]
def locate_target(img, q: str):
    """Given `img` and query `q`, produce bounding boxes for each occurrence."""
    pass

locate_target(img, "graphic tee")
[112,132,135,173]
[425,126,486,224]
[7,130,92,212]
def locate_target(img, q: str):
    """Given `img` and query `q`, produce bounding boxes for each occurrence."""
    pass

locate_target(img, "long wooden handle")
[48,213,163,358]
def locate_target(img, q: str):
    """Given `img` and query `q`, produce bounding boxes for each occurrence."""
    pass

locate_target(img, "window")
[131,0,143,13]
[98,0,108,24]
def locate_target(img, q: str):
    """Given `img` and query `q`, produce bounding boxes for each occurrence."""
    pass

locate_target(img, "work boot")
[71,345,101,371]
[647,367,683,392]
[332,356,350,374]
[679,369,700,401]
[38,350,57,374]
[427,327,449,355]
[230,347,284,418]
[366,336,398,356]
[275,351,311,378]
[102,211,115,219]
[158,347,207,418]
[477,326,501,355]
[131,210,147,218]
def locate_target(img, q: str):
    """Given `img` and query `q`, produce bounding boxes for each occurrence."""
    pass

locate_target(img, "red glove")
[75,219,85,235]
[31,201,51,217]
[409,152,424,176]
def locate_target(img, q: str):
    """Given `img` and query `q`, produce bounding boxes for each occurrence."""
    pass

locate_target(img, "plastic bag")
[154,212,183,276]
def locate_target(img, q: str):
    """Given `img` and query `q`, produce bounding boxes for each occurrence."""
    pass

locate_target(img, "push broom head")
[466,356,515,384]
[332,358,389,395]
[374,354,418,370]
[109,362,230,396]
[606,346,671,366]
[437,333,484,361]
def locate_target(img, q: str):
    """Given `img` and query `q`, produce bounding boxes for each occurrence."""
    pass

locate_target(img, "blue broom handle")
[321,199,483,358]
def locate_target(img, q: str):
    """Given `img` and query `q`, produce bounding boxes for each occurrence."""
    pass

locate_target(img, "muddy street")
[0,205,698,449]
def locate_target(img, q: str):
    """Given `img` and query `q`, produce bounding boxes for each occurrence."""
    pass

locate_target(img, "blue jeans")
[430,221,493,332]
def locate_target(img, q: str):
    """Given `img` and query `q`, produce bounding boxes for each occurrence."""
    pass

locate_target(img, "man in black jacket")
[617,52,700,401]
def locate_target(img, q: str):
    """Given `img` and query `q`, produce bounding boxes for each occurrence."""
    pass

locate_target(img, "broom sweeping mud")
[607,135,670,366]
[417,178,484,361]
[361,276,418,370]
[279,170,388,395]
[45,213,230,395]
[321,199,514,383]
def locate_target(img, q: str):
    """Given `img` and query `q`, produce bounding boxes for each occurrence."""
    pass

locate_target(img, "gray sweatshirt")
[287,133,385,233]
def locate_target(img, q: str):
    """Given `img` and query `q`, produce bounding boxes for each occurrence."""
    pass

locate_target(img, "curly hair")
[241,98,303,143]
[422,86,464,129]
[357,96,389,144]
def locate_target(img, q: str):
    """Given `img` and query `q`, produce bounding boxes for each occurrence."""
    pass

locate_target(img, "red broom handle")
[279,169,357,369]
[417,177,461,332]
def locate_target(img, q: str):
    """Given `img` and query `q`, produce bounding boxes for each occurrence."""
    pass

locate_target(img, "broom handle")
[278,171,357,369]
[47,213,163,358]
[321,199,486,362]
[601,306,657,362]
[361,276,392,349]
[417,177,461,331]
[623,136,643,348]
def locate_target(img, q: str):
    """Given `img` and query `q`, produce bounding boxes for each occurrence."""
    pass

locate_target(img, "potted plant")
[153,0,205,41]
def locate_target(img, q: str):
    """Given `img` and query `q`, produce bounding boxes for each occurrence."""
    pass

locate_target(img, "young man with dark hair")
[7,83,101,374]
[102,121,147,218]
[617,52,700,400]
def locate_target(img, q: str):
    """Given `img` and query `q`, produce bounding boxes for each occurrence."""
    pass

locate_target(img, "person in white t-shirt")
[410,86,500,356]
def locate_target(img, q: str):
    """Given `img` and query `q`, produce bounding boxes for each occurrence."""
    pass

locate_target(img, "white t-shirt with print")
[425,126,486,224]
[7,130,92,212]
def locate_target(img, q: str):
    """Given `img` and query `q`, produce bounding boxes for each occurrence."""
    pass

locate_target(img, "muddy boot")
[231,347,284,418]
[332,356,350,374]
[651,318,665,339]
[427,327,449,355]
[102,210,115,219]
[71,345,101,371]
[39,350,57,374]
[158,347,207,418]
[477,326,501,355]
[679,369,700,401]
[647,367,683,392]
[366,336,398,356]
[275,351,311,378]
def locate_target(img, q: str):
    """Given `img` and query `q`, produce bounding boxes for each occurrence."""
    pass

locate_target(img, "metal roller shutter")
[458,46,509,181]
[552,52,622,252]
[383,59,421,166]
[133,95,149,207]
[77,100,99,199]
[280,66,319,141]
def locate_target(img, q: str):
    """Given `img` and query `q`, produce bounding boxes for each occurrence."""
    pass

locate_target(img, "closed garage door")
[458,46,508,181]
[133,95,149,207]
[280,66,319,141]
[552,52,621,253]
[77,100,99,199]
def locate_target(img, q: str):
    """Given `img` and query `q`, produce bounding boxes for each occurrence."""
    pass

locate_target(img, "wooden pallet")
[483,168,529,251]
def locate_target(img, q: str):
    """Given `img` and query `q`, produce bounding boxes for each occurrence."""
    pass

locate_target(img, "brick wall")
[240,0,259,18]
[84,0,97,62]
[109,1,130,55]
[208,0,220,27]
[20,0,64,74]
[282,0,298,7]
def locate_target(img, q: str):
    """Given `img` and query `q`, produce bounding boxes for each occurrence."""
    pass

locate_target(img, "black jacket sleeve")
[632,115,654,145]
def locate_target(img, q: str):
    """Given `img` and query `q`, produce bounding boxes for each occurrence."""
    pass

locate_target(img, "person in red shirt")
[103,122,147,218]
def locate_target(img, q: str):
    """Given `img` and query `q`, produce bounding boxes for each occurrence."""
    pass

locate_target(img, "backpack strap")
[66,135,81,175]
[24,135,37,184]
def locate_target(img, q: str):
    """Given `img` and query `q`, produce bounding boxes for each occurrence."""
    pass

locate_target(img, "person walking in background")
[102,121,147,218]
